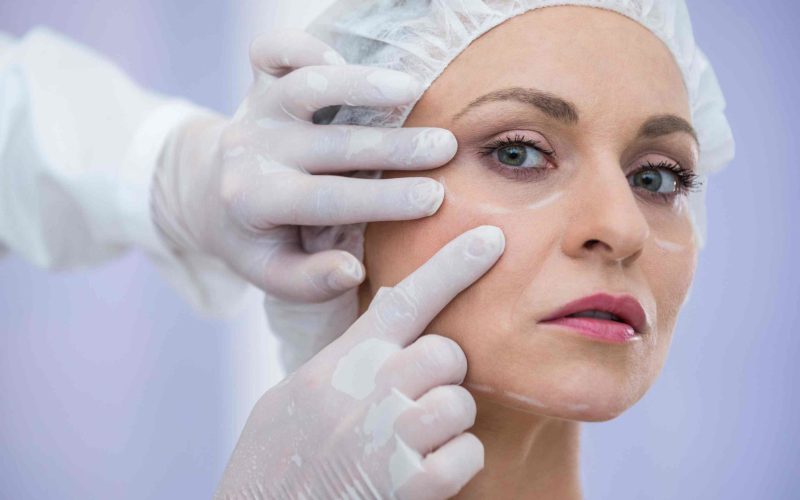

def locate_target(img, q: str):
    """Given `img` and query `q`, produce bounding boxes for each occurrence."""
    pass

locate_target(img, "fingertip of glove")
[326,255,365,292]
[323,50,347,66]
[464,226,505,260]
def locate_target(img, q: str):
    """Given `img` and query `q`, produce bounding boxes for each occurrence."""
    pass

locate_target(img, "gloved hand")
[215,226,505,499]
[151,30,456,302]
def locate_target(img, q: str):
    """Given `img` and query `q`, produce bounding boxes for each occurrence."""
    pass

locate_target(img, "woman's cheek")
[363,203,480,291]
[421,192,566,360]
[365,161,568,334]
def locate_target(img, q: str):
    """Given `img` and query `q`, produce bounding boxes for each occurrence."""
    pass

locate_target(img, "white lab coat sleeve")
[0,28,249,316]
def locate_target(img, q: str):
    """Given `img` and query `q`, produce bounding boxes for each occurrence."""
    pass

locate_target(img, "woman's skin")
[359,6,699,498]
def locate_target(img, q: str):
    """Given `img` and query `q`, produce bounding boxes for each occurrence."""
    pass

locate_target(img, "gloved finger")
[227,228,364,302]
[257,244,365,303]
[264,65,421,121]
[395,432,484,500]
[395,385,477,455]
[238,172,445,227]
[278,124,457,174]
[249,29,345,78]
[353,225,505,347]
[300,224,364,260]
[380,335,467,399]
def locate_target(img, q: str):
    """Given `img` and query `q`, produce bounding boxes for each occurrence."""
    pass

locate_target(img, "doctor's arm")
[0,28,243,313]
[0,28,457,316]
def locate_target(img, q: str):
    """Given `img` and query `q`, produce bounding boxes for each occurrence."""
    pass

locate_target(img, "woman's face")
[361,6,699,421]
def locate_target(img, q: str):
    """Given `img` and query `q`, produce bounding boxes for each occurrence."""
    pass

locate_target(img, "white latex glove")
[151,30,456,302]
[215,226,505,499]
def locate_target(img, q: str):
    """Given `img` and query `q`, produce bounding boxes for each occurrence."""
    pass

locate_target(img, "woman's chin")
[469,371,646,423]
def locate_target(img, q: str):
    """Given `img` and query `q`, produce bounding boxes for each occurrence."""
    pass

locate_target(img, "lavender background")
[0,1,797,499]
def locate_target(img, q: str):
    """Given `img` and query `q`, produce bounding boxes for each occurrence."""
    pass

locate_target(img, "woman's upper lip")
[539,292,648,333]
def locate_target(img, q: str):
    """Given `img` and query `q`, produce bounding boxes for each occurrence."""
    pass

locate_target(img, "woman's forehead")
[426,6,690,123]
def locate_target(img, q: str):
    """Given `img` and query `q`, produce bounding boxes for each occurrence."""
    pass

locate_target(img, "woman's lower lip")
[540,317,639,344]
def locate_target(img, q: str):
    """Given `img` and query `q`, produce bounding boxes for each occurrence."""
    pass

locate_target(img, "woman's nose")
[561,160,650,265]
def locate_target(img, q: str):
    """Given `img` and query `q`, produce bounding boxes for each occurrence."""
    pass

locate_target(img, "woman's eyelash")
[477,134,701,203]
[477,134,556,158]
[636,159,703,196]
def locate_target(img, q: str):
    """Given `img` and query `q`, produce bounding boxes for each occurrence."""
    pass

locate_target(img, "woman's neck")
[455,396,583,499]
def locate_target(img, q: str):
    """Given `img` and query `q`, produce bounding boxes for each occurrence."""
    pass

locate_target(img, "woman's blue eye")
[629,168,679,193]
[496,145,547,169]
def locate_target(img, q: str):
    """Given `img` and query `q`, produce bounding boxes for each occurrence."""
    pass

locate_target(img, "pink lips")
[539,293,647,344]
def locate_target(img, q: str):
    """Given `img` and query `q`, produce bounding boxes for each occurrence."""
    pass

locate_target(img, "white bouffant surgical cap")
[306,0,736,248]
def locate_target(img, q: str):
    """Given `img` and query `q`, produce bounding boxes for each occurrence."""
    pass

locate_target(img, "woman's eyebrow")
[638,114,699,145]
[452,87,699,145]
[452,87,579,124]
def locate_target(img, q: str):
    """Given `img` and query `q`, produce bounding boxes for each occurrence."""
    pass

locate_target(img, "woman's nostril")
[584,239,601,250]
